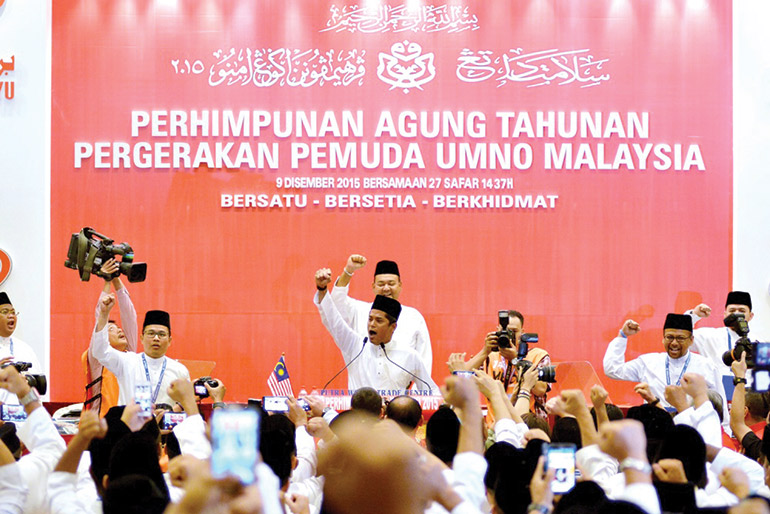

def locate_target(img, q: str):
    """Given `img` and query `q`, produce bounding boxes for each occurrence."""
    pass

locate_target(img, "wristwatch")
[18,388,40,406]
[619,457,652,474]
[526,503,552,514]
[733,377,748,386]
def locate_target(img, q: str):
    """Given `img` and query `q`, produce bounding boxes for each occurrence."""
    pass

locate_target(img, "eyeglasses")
[143,330,169,339]
[0,309,18,317]
[664,335,691,343]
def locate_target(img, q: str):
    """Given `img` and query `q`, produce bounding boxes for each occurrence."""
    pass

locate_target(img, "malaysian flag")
[267,354,294,397]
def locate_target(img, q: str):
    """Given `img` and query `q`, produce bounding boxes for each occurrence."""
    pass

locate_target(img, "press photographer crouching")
[454,310,555,420]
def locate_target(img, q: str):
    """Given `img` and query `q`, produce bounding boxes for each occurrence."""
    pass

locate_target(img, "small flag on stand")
[267,354,294,397]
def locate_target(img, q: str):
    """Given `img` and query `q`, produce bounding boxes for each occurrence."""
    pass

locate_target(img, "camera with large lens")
[64,227,147,283]
[518,359,557,383]
[494,310,515,350]
[0,361,48,395]
[193,376,220,399]
[722,313,753,367]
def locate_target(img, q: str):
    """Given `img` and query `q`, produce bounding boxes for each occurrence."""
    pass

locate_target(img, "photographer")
[685,291,763,377]
[0,291,45,404]
[457,310,551,419]
[83,258,139,415]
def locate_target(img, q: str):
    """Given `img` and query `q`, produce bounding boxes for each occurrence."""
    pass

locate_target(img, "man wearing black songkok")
[685,291,764,377]
[327,254,433,370]
[89,294,190,406]
[604,313,725,413]
[314,268,438,393]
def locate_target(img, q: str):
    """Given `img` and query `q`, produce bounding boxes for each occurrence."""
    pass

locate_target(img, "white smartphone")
[211,408,260,484]
[262,396,289,413]
[544,443,577,494]
[134,382,153,419]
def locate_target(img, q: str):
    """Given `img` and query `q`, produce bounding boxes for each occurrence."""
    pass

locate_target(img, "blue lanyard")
[9,338,12,356]
[726,328,733,353]
[141,354,167,403]
[665,353,691,386]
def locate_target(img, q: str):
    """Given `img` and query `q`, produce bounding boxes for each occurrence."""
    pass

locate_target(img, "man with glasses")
[603,313,726,414]
[89,293,189,406]
[0,291,44,404]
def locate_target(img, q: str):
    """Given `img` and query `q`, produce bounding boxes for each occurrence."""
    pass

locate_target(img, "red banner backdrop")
[51,0,732,405]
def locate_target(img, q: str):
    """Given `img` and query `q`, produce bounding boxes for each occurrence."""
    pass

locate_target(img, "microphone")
[379,343,433,392]
[320,337,368,392]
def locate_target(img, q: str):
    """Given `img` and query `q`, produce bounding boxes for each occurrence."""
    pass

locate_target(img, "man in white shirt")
[315,268,438,394]
[603,313,726,417]
[685,291,758,377]
[90,293,190,406]
[0,291,44,404]
[329,254,433,371]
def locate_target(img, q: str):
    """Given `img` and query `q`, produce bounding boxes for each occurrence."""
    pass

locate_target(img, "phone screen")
[135,383,153,418]
[297,398,311,411]
[262,396,289,413]
[755,343,770,367]
[751,369,770,392]
[163,412,187,430]
[546,443,577,494]
[0,404,27,422]
[452,371,476,378]
[211,408,260,484]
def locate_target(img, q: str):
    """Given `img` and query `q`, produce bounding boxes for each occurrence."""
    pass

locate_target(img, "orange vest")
[81,350,122,417]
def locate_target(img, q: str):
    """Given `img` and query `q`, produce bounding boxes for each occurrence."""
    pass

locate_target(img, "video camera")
[64,227,147,283]
[721,313,770,392]
[1,361,47,395]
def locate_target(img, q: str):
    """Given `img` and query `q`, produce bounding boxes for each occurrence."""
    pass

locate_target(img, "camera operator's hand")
[664,385,690,414]
[167,378,200,416]
[446,353,468,373]
[287,397,308,428]
[205,379,226,403]
[693,303,712,319]
[344,254,367,275]
[100,258,119,279]
[520,364,539,393]
[621,319,640,337]
[482,331,499,356]
[0,364,31,399]
[732,352,748,379]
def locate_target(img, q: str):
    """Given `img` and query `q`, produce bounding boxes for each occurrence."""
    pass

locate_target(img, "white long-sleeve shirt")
[673,401,723,448]
[17,406,67,513]
[0,461,27,514]
[603,334,727,421]
[330,283,433,371]
[315,291,438,393]
[89,324,190,406]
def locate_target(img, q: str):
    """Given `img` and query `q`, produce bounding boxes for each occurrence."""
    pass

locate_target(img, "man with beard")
[603,313,726,415]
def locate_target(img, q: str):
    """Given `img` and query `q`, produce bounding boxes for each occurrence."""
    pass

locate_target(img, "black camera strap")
[502,359,516,391]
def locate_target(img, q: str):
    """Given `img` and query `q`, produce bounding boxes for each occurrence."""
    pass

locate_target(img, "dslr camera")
[193,376,220,399]
[515,334,557,384]
[1,361,48,395]
[494,310,516,350]
[64,227,147,283]
[721,313,770,392]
